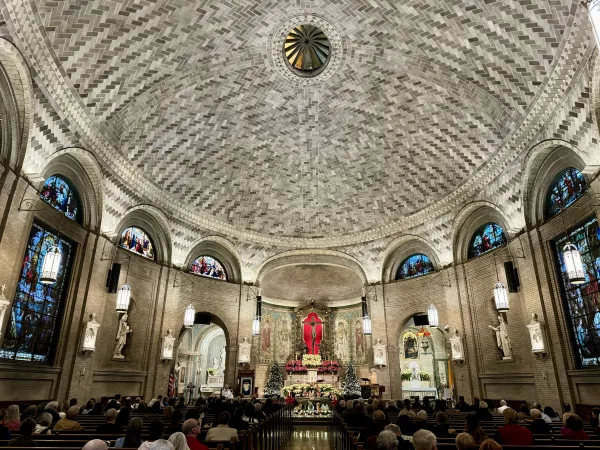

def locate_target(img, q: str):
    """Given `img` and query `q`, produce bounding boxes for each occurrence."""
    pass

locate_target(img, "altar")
[284,373,340,387]
[401,387,438,400]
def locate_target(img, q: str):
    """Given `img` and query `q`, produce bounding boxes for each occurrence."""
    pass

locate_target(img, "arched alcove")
[382,235,441,283]
[184,236,242,284]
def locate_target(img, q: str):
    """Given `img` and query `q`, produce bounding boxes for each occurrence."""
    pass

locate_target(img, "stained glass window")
[546,167,587,219]
[39,175,80,222]
[468,223,507,259]
[403,332,418,359]
[554,217,600,367]
[119,227,155,260]
[396,254,434,280]
[190,256,227,281]
[0,222,74,363]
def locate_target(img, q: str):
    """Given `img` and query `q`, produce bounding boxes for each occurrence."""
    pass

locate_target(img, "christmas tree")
[264,363,283,397]
[342,363,362,398]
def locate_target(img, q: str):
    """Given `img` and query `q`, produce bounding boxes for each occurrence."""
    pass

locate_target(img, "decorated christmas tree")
[264,363,283,397]
[342,363,361,398]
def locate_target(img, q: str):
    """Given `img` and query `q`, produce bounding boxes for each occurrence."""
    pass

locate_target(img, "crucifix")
[302,313,324,355]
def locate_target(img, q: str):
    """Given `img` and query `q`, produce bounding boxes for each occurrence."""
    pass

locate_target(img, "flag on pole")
[168,367,175,398]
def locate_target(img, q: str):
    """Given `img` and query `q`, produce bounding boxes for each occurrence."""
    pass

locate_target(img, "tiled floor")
[284,426,333,449]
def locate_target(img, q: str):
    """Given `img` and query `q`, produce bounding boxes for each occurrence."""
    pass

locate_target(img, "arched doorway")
[398,316,449,401]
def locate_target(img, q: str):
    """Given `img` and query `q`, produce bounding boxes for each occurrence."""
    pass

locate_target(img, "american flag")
[168,367,175,398]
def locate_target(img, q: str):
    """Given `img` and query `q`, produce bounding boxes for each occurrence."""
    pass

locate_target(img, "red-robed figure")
[303,312,323,355]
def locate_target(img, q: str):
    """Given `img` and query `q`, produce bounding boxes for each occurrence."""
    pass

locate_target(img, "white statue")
[219,346,226,374]
[0,283,11,337]
[113,313,132,359]
[82,313,100,353]
[162,329,176,360]
[527,313,546,355]
[373,338,387,367]
[238,337,251,363]
[449,329,465,362]
[489,315,513,359]
[369,368,378,385]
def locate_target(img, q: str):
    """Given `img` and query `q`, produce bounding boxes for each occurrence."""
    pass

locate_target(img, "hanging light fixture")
[563,242,585,285]
[40,244,62,284]
[361,296,372,335]
[116,284,131,312]
[492,255,509,312]
[184,303,195,328]
[252,295,262,336]
[427,304,439,328]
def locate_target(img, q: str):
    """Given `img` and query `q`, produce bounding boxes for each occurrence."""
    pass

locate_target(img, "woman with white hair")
[167,432,190,450]
[150,439,174,450]
[34,413,53,435]
[3,405,21,431]
[377,430,399,450]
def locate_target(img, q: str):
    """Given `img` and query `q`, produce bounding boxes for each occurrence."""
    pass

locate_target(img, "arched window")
[0,222,74,363]
[118,226,156,260]
[468,223,507,259]
[589,1,600,46]
[39,175,80,222]
[190,256,227,280]
[396,254,434,280]
[546,167,587,219]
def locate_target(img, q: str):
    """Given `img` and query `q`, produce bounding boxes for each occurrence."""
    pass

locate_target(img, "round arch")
[114,205,172,265]
[521,140,589,227]
[382,234,441,283]
[184,236,242,284]
[453,201,513,264]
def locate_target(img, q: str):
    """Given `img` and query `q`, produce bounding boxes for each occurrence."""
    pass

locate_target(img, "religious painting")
[190,256,227,280]
[278,318,292,361]
[335,320,349,362]
[554,216,600,367]
[241,377,253,398]
[403,332,418,359]
[39,175,80,222]
[119,226,155,260]
[396,254,434,280]
[179,366,186,384]
[355,319,365,359]
[261,316,272,354]
[546,167,587,218]
[303,312,323,355]
[468,223,506,259]
[331,306,366,364]
[0,222,74,363]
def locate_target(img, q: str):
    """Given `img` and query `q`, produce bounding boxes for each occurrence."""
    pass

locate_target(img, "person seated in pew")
[8,418,37,447]
[470,397,480,412]
[253,402,267,422]
[165,409,183,435]
[493,408,533,445]
[89,402,104,415]
[384,424,414,450]
[82,439,108,450]
[434,400,447,413]
[4,404,21,432]
[527,408,552,435]
[398,399,416,420]
[543,406,559,420]
[376,430,400,450]
[347,402,373,431]
[137,401,150,414]
[386,400,399,413]
[0,410,11,440]
[96,408,122,434]
[204,412,237,443]
[561,414,590,441]
[431,412,456,438]
[138,420,166,450]
[464,414,488,445]
[341,400,354,422]
[414,411,432,433]
[411,397,422,411]
[421,398,434,416]
[366,410,389,440]
[167,432,190,450]
[81,399,95,415]
[34,413,53,435]
[43,401,60,423]
[229,407,248,432]
[181,419,208,450]
[478,441,502,450]
[591,407,599,429]
[396,415,415,438]
[412,429,437,450]
[496,400,508,414]
[115,417,143,448]
[455,432,476,450]
[54,405,83,431]
[532,402,552,423]
[149,439,173,450]
[475,402,493,422]
[561,402,572,423]
[455,396,471,413]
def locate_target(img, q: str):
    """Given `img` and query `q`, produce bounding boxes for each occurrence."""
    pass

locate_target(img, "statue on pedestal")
[239,337,251,363]
[373,338,387,367]
[489,315,513,359]
[82,313,100,353]
[161,329,176,360]
[527,313,546,355]
[369,368,378,385]
[449,329,465,362]
[113,314,132,359]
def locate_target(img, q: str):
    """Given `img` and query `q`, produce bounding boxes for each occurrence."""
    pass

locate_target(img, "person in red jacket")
[493,408,534,445]
[562,415,590,441]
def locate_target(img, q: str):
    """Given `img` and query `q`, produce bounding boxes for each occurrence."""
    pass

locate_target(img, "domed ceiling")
[10,0,584,243]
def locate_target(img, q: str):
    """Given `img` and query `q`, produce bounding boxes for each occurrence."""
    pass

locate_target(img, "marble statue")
[238,336,251,363]
[489,315,513,359]
[219,346,226,373]
[449,329,465,362]
[369,368,378,384]
[113,313,132,359]
[373,338,387,367]
[161,329,176,360]
[82,313,100,353]
[527,313,546,355]
[0,283,10,337]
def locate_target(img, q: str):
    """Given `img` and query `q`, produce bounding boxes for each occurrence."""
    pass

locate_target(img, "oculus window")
[546,167,586,219]
[190,256,227,281]
[554,217,600,367]
[284,24,330,76]
[468,223,507,259]
[396,254,434,280]
[0,222,74,363]
[40,175,80,222]
[119,226,156,260]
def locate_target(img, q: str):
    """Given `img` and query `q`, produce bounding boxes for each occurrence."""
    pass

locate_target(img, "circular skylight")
[283,24,330,76]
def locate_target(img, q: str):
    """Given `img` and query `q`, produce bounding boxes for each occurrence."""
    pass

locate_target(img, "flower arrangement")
[419,371,431,381]
[287,359,339,374]
[207,368,216,376]
[318,360,340,374]
[282,382,341,398]
[401,370,412,381]
[302,354,322,368]
[285,360,308,374]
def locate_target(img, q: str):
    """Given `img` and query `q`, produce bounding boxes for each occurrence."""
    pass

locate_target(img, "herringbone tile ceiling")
[30,0,574,238]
